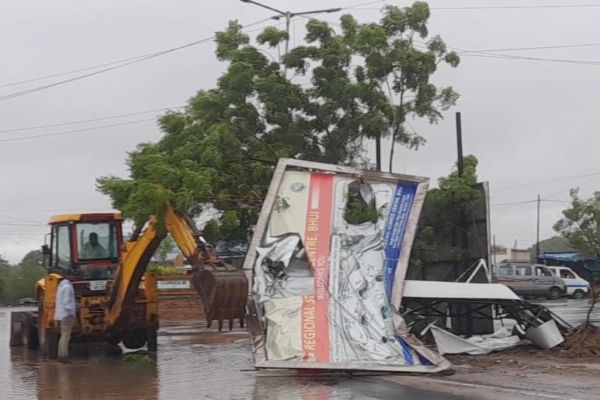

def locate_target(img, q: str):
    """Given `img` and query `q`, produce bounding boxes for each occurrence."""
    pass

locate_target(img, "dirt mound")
[159,296,205,320]
[553,325,600,358]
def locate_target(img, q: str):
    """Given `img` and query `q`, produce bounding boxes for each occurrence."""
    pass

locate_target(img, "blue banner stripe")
[381,182,418,365]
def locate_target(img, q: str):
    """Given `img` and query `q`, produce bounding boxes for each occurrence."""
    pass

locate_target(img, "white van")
[547,266,590,299]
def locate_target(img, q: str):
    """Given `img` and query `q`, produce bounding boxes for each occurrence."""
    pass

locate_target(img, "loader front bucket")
[191,262,248,331]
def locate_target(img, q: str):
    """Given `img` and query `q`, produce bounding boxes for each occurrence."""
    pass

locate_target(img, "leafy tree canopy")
[410,155,485,275]
[0,250,46,306]
[529,236,576,253]
[97,2,459,243]
[155,235,175,262]
[554,189,600,257]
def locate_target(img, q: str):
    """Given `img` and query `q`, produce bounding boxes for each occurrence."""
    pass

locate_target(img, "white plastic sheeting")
[403,280,521,301]
[431,326,531,355]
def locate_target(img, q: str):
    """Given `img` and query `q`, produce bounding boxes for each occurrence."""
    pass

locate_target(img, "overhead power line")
[0,17,273,102]
[0,222,45,227]
[492,172,600,193]
[312,15,600,67]
[0,233,45,236]
[0,106,181,135]
[0,213,45,225]
[0,54,156,90]
[0,118,155,144]
[353,3,600,10]
[494,171,600,186]
[0,43,210,102]
[431,4,600,10]
[464,43,600,53]
[491,199,571,207]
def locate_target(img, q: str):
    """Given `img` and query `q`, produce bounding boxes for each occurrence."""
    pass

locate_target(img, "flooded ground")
[531,298,600,327]
[1,299,598,399]
[0,308,466,400]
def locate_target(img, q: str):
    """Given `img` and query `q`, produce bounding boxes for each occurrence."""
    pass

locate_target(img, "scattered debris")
[551,324,600,358]
[430,326,530,355]
[524,320,564,350]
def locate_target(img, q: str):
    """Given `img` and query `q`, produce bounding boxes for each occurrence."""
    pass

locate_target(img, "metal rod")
[456,112,464,178]
[536,194,541,258]
[493,234,497,265]
[375,135,382,171]
[239,0,341,62]
[291,8,342,17]
[285,12,291,57]
[239,0,286,15]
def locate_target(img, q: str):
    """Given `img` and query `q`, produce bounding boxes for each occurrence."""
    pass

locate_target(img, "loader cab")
[44,213,123,289]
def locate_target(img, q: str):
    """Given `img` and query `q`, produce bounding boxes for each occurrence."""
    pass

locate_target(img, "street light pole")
[536,194,541,258]
[239,0,341,59]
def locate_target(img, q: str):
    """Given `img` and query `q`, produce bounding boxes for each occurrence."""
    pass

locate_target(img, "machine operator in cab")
[80,232,109,259]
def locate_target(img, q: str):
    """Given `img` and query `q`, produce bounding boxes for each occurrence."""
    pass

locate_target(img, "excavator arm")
[107,205,248,330]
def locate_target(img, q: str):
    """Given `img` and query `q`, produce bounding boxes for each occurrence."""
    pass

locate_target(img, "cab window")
[515,266,532,276]
[56,225,71,269]
[77,222,118,261]
[560,270,575,279]
[535,267,552,277]
[498,266,513,276]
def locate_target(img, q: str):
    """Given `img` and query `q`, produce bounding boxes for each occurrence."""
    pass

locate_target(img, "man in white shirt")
[80,233,109,259]
[54,276,76,362]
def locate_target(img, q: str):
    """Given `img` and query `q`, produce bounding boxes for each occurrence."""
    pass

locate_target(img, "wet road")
[0,308,469,400]
[531,298,600,327]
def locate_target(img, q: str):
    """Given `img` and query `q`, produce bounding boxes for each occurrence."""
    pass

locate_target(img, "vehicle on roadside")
[493,262,566,300]
[546,266,590,299]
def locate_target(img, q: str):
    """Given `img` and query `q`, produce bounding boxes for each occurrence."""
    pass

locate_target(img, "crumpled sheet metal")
[431,326,531,356]
[243,159,449,373]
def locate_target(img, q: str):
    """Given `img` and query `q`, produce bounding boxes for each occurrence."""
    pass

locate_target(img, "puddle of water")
[0,308,462,400]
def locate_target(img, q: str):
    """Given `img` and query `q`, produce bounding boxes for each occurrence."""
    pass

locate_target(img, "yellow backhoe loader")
[9,205,248,358]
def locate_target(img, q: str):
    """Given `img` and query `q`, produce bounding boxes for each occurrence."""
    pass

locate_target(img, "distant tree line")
[0,250,45,306]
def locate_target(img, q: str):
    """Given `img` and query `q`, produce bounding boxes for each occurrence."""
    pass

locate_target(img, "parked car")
[546,266,590,299]
[493,262,566,300]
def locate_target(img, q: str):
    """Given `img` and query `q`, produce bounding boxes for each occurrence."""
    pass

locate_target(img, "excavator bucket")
[191,261,248,331]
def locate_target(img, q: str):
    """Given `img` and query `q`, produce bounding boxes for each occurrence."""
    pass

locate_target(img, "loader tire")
[44,331,59,360]
[24,313,39,350]
[123,329,147,350]
[147,329,158,352]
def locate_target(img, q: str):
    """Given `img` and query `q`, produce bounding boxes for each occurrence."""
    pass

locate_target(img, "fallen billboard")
[243,159,450,372]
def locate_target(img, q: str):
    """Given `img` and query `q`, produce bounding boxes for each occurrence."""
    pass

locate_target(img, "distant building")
[491,248,531,264]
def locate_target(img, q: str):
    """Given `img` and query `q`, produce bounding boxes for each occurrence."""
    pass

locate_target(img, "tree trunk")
[375,135,382,171]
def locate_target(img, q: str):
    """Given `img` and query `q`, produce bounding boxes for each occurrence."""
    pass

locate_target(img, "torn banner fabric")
[244,159,449,372]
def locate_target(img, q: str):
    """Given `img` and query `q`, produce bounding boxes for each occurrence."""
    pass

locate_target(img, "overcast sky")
[2,0,599,263]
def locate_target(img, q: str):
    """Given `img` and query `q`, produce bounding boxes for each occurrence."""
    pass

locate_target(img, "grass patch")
[122,353,154,363]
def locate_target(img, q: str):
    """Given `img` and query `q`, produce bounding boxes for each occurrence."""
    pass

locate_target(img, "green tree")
[155,235,175,262]
[491,244,507,252]
[284,2,459,171]
[10,250,45,303]
[410,155,485,279]
[0,251,45,305]
[0,254,12,305]
[554,189,600,256]
[97,3,459,243]
[529,236,576,253]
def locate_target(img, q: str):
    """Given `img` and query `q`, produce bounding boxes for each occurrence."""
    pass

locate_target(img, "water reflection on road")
[1,309,465,400]
[532,298,600,327]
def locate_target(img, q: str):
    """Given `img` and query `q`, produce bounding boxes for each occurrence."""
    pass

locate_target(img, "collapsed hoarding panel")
[243,158,450,372]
